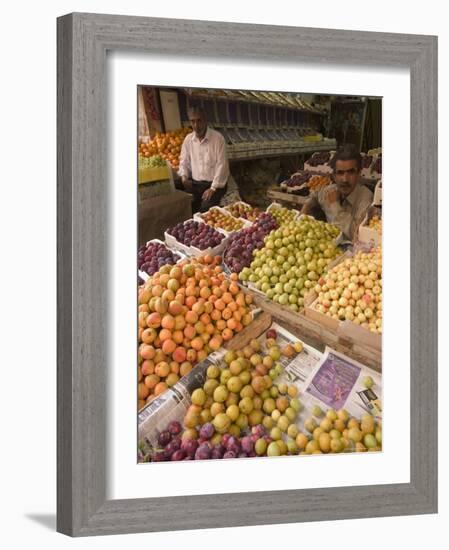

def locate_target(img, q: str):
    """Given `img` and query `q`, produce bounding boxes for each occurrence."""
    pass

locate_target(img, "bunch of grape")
[306,151,331,167]
[282,171,312,188]
[138,155,166,169]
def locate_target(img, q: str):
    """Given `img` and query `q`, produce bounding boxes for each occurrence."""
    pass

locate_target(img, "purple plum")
[195,444,212,461]
[157,430,172,447]
[171,449,187,461]
[241,436,254,454]
[181,438,199,457]
[199,423,215,440]
[168,421,182,436]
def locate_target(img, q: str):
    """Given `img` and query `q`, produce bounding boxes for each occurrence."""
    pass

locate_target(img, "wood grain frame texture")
[57,12,438,537]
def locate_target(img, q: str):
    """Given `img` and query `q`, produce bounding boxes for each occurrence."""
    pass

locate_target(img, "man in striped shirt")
[178,105,230,213]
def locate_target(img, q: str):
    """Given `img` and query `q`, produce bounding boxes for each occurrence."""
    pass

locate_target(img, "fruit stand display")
[138,260,254,409]
[238,214,341,312]
[138,317,382,462]
[139,127,192,171]
[137,199,383,464]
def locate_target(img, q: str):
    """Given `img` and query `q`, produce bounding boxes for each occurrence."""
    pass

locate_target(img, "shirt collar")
[193,126,210,143]
[342,184,361,206]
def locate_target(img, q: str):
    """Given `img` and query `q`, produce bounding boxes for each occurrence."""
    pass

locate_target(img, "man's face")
[334,159,360,197]
[188,111,207,139]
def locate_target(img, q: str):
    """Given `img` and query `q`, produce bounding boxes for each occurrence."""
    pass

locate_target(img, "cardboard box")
[304,251,381,351]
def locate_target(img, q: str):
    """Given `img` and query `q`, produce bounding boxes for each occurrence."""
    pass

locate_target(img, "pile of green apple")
[313,247,382,333]
[239,217,341,311]
[267,205,297,225]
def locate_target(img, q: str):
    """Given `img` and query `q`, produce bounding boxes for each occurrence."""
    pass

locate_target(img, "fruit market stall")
[138,314,382,462]
[137,197,383,464]
[136,87,383,463]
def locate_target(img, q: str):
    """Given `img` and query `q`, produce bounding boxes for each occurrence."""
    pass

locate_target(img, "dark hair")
[187,104,207,118]
[330,144,362,172]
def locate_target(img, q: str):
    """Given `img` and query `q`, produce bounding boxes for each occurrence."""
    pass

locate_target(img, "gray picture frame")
[57,12,438,537]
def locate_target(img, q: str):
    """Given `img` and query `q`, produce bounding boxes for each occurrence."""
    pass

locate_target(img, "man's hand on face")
[182,177,193,192]
[202,188,215,201]
[323,186,340,206]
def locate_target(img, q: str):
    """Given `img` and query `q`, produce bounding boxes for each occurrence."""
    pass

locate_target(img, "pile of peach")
[307,175,331,191]
[138,262,253,410]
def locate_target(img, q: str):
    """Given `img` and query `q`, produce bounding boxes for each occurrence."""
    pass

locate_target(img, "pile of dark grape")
[306,151,331,167]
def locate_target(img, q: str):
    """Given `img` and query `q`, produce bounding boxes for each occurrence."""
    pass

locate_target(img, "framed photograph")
[57,13,437,536]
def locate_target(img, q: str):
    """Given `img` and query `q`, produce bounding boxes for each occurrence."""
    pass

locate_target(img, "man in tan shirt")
[302,144,373,241]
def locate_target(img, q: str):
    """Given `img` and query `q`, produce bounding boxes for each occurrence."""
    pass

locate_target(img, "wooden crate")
[251,292,382,372]
[266,187,308,207]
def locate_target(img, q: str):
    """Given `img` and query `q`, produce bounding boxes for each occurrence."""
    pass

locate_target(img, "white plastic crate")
[358,208,382,246]
[223,201,261,224]
[194,206,251,236]
[138,238,186,279]
[165,220,229,257]
[373,179,382,206]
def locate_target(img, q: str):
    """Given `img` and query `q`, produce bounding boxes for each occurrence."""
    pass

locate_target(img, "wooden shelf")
[266,188,309,206]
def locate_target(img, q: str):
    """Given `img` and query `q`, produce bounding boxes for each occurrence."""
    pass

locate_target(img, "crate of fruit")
[307,174,332,193]
[371,155,382,179]
[304,248,381,350]
[295,214,343,246]
[266,202,300,224]
[138,155,173,184]
[224,201,263,223]
[358,206,382,247]
[361,152,374,179]
[165,219,229,258]
[303,251,352,331]
[193,206,251,236]
[304,151,334,174]
[138,239,186,281]
[373,179,382,206]
[279,171,312,194]
[222,212,279,275]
